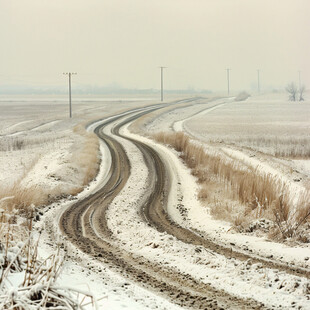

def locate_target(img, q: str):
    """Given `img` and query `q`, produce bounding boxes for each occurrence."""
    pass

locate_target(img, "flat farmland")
[184,93,310,158]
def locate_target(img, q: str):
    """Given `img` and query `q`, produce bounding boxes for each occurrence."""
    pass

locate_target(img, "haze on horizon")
[0,0,309,93]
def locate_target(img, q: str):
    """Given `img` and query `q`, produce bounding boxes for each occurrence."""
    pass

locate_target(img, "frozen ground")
[118,123,310,308]
[0,95,170,310]
[1,93,310,309]
[0,96,158,194]
[144,92,310,187]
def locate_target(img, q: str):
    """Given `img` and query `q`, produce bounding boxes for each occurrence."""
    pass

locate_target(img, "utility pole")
[298,70,301,91]
[226,68,230,96]
[257,69,260,93]
[159,66,167,102]
[63,72,77,118]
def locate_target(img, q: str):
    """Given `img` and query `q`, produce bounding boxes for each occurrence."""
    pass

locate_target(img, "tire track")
[132,137,310,279]
[60,101,310,309]
[60,105,264,309]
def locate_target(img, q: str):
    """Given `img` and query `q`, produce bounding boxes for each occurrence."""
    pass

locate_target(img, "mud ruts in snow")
[104,120,310,309]
[34,123,181,310]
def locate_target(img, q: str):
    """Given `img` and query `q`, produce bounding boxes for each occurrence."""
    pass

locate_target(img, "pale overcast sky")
[0,0,309,91]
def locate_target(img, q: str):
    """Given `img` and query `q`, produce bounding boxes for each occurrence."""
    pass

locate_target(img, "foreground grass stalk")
[0,208,99,309]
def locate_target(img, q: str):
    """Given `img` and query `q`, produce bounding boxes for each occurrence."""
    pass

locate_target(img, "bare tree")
[299,85,305,101]
[285,82,298,101]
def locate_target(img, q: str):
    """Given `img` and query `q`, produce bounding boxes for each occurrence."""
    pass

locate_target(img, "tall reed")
[154,132,310,240]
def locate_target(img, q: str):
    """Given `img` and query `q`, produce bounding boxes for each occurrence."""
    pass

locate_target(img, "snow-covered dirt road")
[57,101,310,309]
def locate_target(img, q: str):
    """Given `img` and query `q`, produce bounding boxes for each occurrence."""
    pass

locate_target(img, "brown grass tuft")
[0,185,45,215]
[0,125,100,216]
[154,131,310,241]
[72,125,100,185]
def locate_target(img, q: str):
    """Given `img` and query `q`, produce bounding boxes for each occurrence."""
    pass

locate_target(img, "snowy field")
[0,96,157,200]
[1,93,310,309]
[184,93,310,158]
[0,95,162,309]
[143,92,310,189]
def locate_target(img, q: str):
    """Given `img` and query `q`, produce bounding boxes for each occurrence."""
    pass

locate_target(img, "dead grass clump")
[154,131,310,241]
[72,125,100,186]
[154,131,190,153]
[197,183,209,200]
[0,186,46,216]
[0,182,86,218]
[210,198,246,226]
[155,132,285,212]
[269,192,310,241]
[294,193,310,230]
[0,208,99,309]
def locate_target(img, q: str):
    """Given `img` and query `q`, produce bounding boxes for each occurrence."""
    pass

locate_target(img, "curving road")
[59,103,309,309]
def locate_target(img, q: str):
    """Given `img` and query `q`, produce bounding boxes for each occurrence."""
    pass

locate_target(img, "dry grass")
[0,187,45,215]
[154,131,310,241]
[0,207,100,309]
[270,192,310,240]
[72,125,100,185]
[197,132,310,159]
[185,98,310,159]
[0,125,100,216]
[0,124,102,307]
[0,133,69,152]
[225,136,310,159]
[154,131,288,210]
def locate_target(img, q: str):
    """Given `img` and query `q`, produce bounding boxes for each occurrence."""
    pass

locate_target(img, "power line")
[63,72,77,118]
[159,67,167,102]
